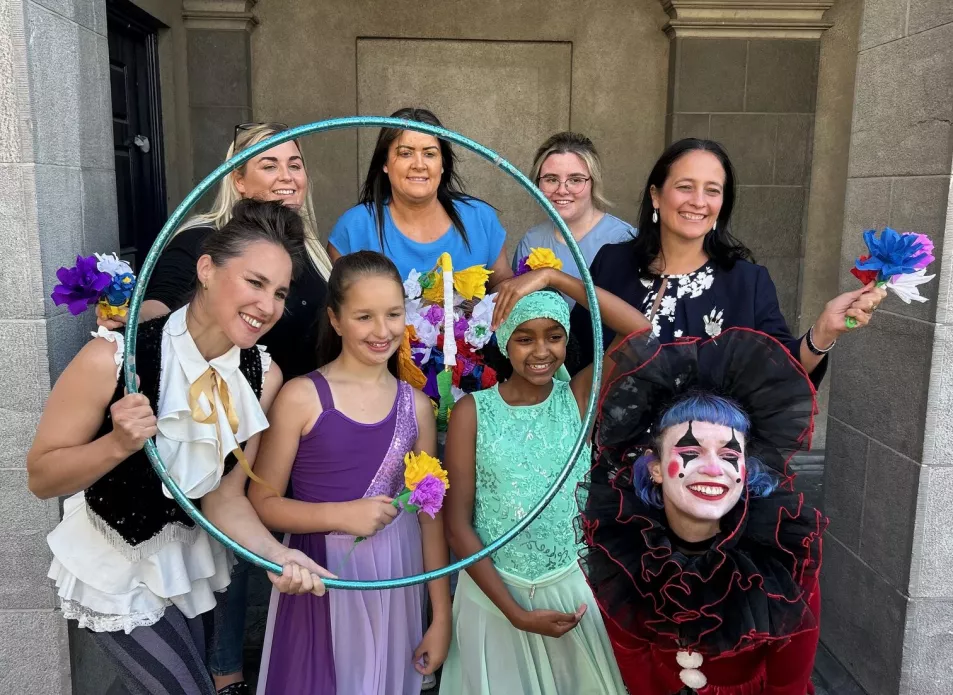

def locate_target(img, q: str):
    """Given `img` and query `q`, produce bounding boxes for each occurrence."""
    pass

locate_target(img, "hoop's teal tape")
[124,117,603,590]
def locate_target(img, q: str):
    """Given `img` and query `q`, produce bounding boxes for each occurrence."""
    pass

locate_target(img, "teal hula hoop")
[124,117,603,590]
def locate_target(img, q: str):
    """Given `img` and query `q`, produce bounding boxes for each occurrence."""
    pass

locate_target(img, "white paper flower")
[470,293,497,323]
[95,252,133,277]
[405,297,425,324]
[413,319,439,348]
[403,269,422,299]
[465,320,492,349]
[451,385,467,402]
[888,269,935,304]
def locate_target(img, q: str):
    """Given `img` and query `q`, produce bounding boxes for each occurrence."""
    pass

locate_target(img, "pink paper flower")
[908,233,935,270]
[407,474,447,518]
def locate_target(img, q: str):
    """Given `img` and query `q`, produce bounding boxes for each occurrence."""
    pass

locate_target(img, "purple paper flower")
[908,233,935,270]
[514,257,530,277]
[408,474,446,518]
[855,228,930,280]
[423,304,444,326]
[51,255,111,315]
[453,315,468,340]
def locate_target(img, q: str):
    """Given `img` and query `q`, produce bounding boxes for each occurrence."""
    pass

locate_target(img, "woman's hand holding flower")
[815,282,888,343]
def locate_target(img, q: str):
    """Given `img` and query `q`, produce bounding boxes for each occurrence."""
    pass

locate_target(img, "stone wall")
[0,0,117,692]
[823,0,953,693]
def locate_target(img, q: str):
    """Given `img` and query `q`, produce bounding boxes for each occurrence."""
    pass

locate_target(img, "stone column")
[0,0,117,692]
[822,2,953,694]
[182,0,256,184]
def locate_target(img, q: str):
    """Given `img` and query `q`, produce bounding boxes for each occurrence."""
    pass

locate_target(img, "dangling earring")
[712,220,717,231]
[652,208,659,224]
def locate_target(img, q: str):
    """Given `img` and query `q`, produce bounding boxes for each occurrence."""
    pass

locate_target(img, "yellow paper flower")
[421,272,445,304]
[97,300,128,319]
[404,451,449,491]
[526,247,563,272]
[453,265,492,300]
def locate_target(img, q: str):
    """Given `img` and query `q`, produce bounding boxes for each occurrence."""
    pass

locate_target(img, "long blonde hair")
[178,123,333,279]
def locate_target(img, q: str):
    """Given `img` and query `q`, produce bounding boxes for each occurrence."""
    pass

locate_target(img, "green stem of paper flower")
[845,280,887,329]
[353,490,416,544]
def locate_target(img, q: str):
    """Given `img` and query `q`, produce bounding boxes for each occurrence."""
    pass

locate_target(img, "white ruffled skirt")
[47,492,232,634]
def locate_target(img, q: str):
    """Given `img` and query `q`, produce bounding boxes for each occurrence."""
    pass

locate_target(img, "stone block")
[0,610,71,694]
[823,418,869,552]
[849,24,953,178]
[46,306,94,380]
[884,175,949,322]
[34,164,84,314]
[30,0,73,21]
[925,325,953,466]
[908,0,953,34]
[745,40,819,114]
[859,442,920,589]
[0,470,61,532]
[673,38,747,113]
[78,28,112,169]
[0,0,24,164]
[669,114,709,143]
[775,115,813,186]
[909,467,953,599]
[27,2,81,166]
[356,38,571,251]
[0,164,44,319]
[828,311,933,461]
[759,255,800,327]
[731,185,804,259]
[0,319,50,412]
[900,598,953,695]
[710,114,777,185]
[859,0,908,50]
[191,106,249,183]
[0,409,41,470]
[821,536,906,695]
[81,168,119,253]
[838,177,892,292]
[187,29,250,108]
[0,530,55,609]
[75,0,108,36]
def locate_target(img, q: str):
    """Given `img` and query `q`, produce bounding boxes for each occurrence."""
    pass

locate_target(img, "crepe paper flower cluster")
[850,228,936,303]
[514,247,564,277]
[354,452,449,544]
[402,253,498,431]
[51,253,137,317]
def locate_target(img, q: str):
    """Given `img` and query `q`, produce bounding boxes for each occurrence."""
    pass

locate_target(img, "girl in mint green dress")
[441,270,650,695]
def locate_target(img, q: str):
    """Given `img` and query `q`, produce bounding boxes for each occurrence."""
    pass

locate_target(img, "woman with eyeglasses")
[328,107,511,288]
[512,132,635,308]
[96,122,334,695]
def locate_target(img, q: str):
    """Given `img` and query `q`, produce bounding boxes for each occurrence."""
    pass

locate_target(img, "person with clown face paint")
[578,327,826,695]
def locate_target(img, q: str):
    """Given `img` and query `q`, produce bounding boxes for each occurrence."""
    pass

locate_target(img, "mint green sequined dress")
[439,381,626,695]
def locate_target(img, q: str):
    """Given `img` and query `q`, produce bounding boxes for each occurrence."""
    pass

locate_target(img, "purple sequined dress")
[256,372,424,695]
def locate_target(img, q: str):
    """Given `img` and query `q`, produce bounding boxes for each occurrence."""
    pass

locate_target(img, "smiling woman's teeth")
[680,212,705,220]
[274,189,295,195]
[688,484,725,495]
[240,313,262,329]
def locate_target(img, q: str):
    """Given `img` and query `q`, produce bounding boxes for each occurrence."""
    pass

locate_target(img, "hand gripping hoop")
[124,117,603,589]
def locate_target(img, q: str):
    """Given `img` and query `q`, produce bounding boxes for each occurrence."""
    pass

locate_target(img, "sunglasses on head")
[233,122,291,150]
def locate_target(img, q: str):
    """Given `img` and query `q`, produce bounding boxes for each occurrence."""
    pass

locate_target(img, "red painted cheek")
[667,461,681,479]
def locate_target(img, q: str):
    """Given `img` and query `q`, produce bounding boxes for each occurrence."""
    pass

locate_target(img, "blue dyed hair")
[633,393,778,508]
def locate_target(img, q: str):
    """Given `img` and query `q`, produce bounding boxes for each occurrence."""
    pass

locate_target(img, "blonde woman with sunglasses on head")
[96,123,333,695]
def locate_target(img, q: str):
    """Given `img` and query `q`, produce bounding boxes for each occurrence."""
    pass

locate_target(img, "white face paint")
[654,420,747,524]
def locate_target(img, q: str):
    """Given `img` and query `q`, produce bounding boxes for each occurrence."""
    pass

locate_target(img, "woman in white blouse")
[27,200,329,695]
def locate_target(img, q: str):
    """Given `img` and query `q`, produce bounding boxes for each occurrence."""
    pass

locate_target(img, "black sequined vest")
[84,314,263,560]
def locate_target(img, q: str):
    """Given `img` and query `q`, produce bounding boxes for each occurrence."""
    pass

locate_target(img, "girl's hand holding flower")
[341,494,400,538]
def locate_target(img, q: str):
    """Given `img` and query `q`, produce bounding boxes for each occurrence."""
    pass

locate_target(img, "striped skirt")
[87,605,215,695]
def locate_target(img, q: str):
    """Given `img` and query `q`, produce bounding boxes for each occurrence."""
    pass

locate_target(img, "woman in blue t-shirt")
[328,107,511,286]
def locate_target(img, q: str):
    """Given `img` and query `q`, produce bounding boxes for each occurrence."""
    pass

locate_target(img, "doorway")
[107,0,167,270]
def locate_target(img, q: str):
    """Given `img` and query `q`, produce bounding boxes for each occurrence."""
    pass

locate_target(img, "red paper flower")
[481,365,498,389]
[850,256,879,285]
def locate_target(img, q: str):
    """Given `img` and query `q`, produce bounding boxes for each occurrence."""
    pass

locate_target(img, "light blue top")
[329,199,507,281]
[512,213,635,308]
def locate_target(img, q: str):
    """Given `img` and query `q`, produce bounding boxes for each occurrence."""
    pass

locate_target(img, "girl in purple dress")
[249,251,451,695]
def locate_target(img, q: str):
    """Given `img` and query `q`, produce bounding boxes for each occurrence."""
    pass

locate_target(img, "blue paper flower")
[855,227,930,280]
[102,272,136,306]
[51,255,111,315]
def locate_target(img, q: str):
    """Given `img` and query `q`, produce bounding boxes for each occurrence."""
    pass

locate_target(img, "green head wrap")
[496,291,571,358]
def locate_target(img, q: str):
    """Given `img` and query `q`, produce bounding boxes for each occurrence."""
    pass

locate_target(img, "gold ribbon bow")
[188,367,277,493]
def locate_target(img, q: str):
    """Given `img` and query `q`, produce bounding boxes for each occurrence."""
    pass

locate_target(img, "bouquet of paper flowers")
[355,451,449,543]
[51,253,137,320]
[847,228,935,326]
[399,252,499,431]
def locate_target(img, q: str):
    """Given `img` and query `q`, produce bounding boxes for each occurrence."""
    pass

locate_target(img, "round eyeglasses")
[537,175,591,194]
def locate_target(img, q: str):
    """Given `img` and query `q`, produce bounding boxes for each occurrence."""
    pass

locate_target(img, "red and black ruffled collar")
[577,459,827,657]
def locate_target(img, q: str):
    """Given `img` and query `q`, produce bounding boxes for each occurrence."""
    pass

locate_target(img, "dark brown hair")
[315,251,404,377]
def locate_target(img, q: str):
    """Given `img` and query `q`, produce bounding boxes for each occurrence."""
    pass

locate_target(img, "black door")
[107,0,167,270]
